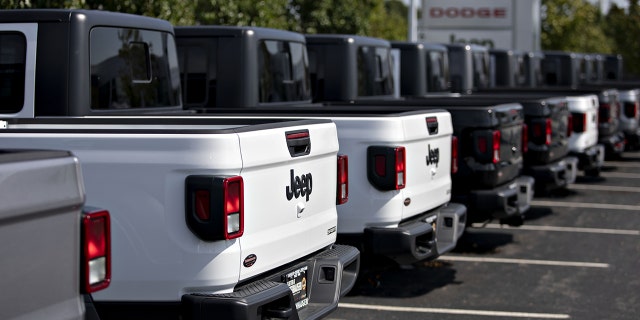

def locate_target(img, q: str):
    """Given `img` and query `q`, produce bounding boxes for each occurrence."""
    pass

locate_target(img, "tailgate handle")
[426,117,438,135]
[286,130,311,157]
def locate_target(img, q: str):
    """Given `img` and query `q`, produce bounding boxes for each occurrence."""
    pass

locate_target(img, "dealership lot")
[329,151,640,320]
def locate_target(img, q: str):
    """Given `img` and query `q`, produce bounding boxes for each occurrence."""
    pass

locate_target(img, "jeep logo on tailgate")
[286,169,313,201]
[426,144,440,167]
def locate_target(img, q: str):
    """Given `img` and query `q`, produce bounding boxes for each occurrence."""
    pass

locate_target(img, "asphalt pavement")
[329,150,640,320]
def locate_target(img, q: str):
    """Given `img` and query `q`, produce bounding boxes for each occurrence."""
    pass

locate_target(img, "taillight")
[475,130,500,164]
[566,114,573,137]
[521,123,528,154]
[367,146,406,190]
[223,177,244,239]
[395,147,406,188]
[337,155,349,205]
[572,112,587,133]
[82,209,111,294]
[451,136,459,174]
[624,101,639,118]
[599,103,612,123]
[492,130,501,164]
[531,118,552,145]
[185,175,244,241]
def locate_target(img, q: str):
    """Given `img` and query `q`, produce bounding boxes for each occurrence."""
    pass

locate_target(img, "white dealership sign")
[419,0,540,51]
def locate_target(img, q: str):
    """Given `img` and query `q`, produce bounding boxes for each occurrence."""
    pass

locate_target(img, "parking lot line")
[603,161,640,168]
[599,172,640,179]
[570,184,640,193]
[338,303,571,319]
[440,255,609,268]
[532,200,640,211]
[473,223,640,235]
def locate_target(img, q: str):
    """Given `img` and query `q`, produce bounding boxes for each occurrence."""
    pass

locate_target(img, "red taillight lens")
[522,123,528,154]
[82,209,111,294]
[478,136,488,154]
[451,136,459,174]
[337,155,349,205]
[566,114,573,137]
[375,155,386,176]
[395,147,406,189]
[195,190,210,221]
[223,177,244,240]
[492,130,501,164]
[545,118,552,145]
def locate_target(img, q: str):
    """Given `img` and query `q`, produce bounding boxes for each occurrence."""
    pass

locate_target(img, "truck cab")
[444,43,491,94]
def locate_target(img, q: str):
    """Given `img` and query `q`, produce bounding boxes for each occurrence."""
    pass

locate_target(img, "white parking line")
[604,161,640,168]
[532,200,640,211]
[570,184,640,193]
[440,256,609,268]
[473,223,640,235]
[338,303,571,319]
[600,172,640,179]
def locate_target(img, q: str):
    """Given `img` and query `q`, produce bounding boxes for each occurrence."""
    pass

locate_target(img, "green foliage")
[604,0,640,77]
[0,0,409,39]
[541,0,613,53]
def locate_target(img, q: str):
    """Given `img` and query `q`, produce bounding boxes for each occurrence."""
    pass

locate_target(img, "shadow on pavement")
[523,206,554,222]
[348,259,458,298]
[451,229,514,254]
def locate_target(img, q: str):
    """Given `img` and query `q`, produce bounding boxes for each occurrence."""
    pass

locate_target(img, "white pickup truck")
[0,150,111,320]
[175,27,467,266]
[0,9,359,320]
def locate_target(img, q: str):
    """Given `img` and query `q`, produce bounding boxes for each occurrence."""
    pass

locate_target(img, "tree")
[541,0,613,53]
[605,1,640,77]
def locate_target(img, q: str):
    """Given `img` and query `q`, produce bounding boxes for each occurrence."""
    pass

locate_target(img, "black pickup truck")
[302,35,534,226]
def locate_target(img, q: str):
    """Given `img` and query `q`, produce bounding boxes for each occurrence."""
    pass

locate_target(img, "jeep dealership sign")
[419,0,540,51]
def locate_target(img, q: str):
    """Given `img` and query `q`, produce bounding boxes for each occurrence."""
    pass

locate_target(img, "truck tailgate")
[236,121,339,280]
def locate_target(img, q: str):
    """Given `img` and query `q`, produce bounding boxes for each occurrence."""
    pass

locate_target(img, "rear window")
[427,51,450,92]
[472,51,489,89]
[90,27,181,110]
[258,40,311,103]
[0,32,26,113]
[357,46,394,97]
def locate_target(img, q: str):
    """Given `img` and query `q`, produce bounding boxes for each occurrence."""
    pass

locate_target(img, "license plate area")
[282,265,309,310]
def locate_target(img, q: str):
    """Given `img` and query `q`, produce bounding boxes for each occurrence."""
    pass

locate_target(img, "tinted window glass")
[0,32,26,113]
[179,45,210,105]
[427,51,450,92]
[357,46,394,96]
[472,51,489,89]
[258,40,311,103]
[91,27,181,109]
